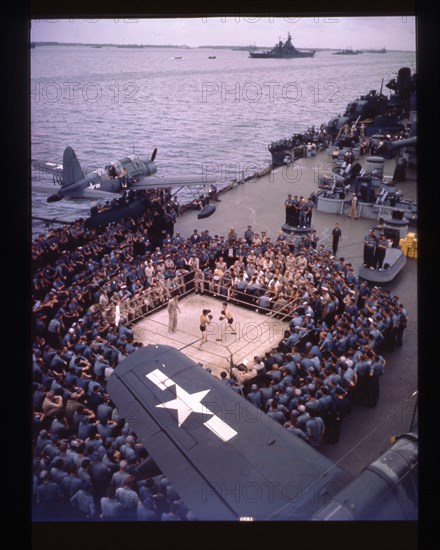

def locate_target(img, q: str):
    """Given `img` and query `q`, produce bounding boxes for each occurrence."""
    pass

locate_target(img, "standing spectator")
[89,452,112,504]
[100,486,124,521]
[116,475,140,520]
[373,234,387,270]
[137,496,157,521]
[305,408,325,448]
[162,501,182,521]
[395,304,408,348]
[363,230,377,269]
[61,465,84,502]
[46,312,63,348]
[331,223,342,256]
[353,354,371,404]
[70,481,97,519]
[111,460,130,489]
[50,458,68,486]
[348,193,359,219]
[167,292,181,333]
[246,384,262,408]
[366,353,385,408]
[299,198,308,227]
[36,470,63,519]
[306,197,315,227]
[244,226,254,245]
[78,458,92,486]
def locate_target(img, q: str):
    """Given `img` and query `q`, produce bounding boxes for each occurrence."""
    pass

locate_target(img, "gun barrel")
[386,136,417,150]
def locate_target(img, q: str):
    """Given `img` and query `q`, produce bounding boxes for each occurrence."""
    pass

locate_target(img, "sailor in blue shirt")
[267,400,286,424]
[61,465,84,502]
[279,368,294,386]
[78,415,96,440]
[96,399,113,422]
[285,415,309,441]
[257,379,271,406]
[96,418,116,439]
[369,322,384,348]
[266,364,283,383]
[334,332,349,355]
[345,297,358,316]
[35,430,51,457]
[366,352,385,407]
[275,385,290,406]
[50,458,68,486]
[93,355,109,380]
[247,384,263,408]
[395,303,408,348]
[296,405,310,430]
[363,230,377,268]
[299,354,315,377]
[49,349,68,373]
[345,268,359,288]
[338,359,356,389]
[319,331,334,356]
[317,386,334,416]
[353,353,372,404]
[281,326,302,350]
[388,309,400,351]
[118,319,134,341]
[305,409,325,448]
[282,354,298,377]
[357,281,372,310]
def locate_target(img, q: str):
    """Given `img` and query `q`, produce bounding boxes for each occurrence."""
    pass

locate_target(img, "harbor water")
[31,46,415,235]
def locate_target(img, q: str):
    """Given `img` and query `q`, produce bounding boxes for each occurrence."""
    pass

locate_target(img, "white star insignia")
[146,369,237,442]
[156,386,211,426]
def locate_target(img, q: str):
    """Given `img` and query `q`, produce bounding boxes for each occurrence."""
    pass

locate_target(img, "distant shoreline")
[30,42,415,53]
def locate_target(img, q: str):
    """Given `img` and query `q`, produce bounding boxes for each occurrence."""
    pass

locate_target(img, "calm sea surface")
[31,46,416,236]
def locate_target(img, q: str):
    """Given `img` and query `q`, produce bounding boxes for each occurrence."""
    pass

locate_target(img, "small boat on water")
[208,56,216,59]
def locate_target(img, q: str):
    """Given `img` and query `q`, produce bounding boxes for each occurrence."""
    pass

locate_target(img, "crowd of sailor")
[31,202,408,520]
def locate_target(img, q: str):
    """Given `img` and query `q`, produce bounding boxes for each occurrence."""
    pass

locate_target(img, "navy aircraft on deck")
[107,344,418,521]
[32,146,216,203]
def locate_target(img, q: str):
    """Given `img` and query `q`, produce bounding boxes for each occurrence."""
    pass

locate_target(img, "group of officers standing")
[363,229,390,270]
[284,194,315,228]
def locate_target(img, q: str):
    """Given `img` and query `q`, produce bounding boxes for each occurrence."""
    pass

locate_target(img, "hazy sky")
[30,16,416,51]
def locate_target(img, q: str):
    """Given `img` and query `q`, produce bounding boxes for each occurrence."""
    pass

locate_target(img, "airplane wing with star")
[107,345,349,521]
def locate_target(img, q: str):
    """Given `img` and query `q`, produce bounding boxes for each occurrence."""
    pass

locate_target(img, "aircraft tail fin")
[62,146,84,186]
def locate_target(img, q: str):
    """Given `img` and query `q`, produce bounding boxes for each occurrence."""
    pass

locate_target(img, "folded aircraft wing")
[107,345,349,521]
[60,187,119,200]
[128,174,217,190]
[31,159,64,178]
[31,184,119,201]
